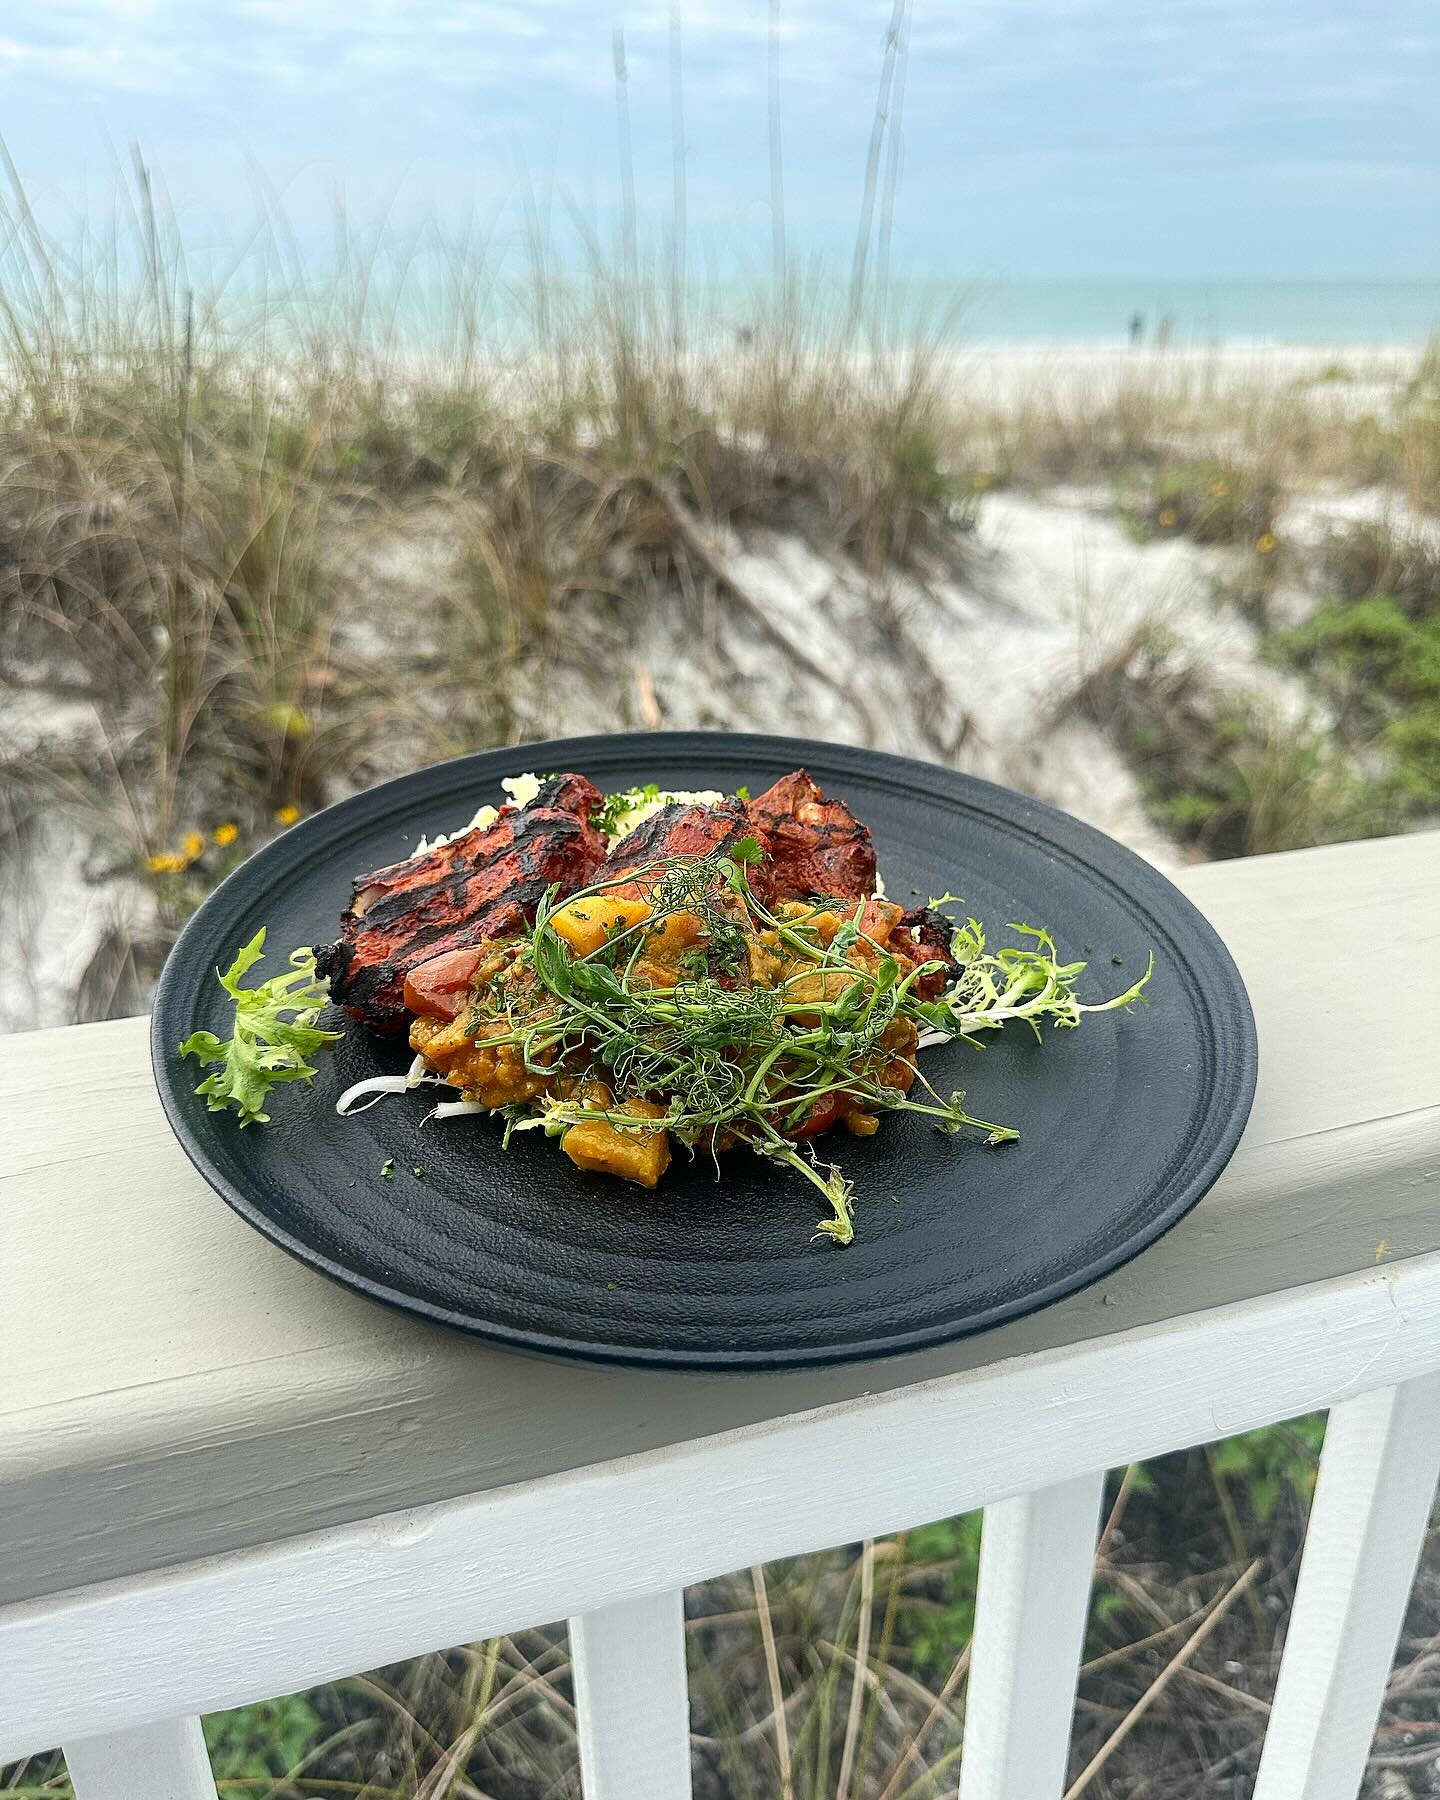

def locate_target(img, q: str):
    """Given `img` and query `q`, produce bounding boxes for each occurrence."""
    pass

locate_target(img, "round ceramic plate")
[151,732,1257,1369]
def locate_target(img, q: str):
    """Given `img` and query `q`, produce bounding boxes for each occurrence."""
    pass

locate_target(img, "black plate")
[151,732,1256,1370]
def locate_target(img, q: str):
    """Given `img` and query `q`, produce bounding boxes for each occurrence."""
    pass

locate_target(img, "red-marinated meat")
[895,905,959,998]
[598,796,771,902]
[315,772,606,1031]
[747,770,876,900]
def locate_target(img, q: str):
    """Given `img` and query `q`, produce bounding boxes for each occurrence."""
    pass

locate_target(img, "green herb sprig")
[463,846,1152,1245]
[179,928,344,1126]
[591,783,663,834]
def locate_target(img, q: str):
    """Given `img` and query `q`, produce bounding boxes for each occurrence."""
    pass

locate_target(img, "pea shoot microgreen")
[452,845,1152,1245]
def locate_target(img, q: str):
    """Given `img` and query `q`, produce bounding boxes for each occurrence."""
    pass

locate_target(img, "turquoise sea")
[884,277,1440,347]
[598,274,1440,349]
[50,242,1435,352]
[605,274,1440,350]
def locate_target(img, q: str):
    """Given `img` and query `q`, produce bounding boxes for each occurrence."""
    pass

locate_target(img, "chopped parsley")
[592,783,664,835]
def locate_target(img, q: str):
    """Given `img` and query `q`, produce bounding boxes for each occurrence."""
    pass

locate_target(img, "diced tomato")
[403,946,486,1020]
[786,1092,843,1141]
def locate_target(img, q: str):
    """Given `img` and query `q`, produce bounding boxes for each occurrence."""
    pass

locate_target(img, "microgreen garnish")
[443,850,1151,1245]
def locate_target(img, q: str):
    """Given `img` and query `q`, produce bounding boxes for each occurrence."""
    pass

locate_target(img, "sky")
[0,0,1437,281]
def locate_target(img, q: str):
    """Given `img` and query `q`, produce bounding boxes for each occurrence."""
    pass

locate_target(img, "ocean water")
[572,275,1440,350]
[927,278,1440,347]
[590,274,1440,351]
[52,247,1433,353]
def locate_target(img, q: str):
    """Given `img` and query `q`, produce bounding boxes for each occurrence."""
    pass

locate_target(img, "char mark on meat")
[315,771,606,1031]
[599,797,771,901]
[746,769,876,901]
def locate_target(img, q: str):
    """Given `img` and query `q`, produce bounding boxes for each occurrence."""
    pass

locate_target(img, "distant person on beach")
[1156,314,1173,350]
[1128,311,1144,347]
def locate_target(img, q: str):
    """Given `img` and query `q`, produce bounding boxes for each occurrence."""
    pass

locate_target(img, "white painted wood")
[64,1717,216,1800]
[959,1470,1104,1800]
[3,831,1437,1608]
[570,1590,692,1800]
[1253,1373,1440,1800]
[7,1249,1440,1764]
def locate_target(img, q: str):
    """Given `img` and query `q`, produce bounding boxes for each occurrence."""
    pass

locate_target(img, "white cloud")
[0,32,190,89]
[0,0,1434,278]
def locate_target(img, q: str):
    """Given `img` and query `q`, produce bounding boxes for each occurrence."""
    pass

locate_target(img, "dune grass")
[4,152,1434,905]
[940,346,1440,512]
[0,153,972,971]
[2,146,1440,1799]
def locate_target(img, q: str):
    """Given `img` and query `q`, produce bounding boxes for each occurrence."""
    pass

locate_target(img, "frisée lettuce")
[179,928,345,1126]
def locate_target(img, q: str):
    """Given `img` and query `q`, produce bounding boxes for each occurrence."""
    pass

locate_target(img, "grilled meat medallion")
[599,795,769,901]
[315,772,606,1031]
[594,770,878,906]
[590,771,875,911]
[894,905,961,999]
[746,770,876,901]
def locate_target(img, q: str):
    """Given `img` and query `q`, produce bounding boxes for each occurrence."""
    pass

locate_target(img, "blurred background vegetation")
[4,148,1436,1023]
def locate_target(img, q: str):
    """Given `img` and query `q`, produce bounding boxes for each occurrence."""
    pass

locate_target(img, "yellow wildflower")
[1208,479,1229,497]
[1157,507,1177,527]
[146,852,187,875]
[275,803,302,826]
[213,821,240,848]
[1255,533,1277,555]
[182,830,206,863]
[970,471,991,490]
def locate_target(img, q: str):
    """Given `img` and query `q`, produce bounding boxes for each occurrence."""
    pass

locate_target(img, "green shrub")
[898,1511,983,1675]
[1083,633,1378,857]
[203,1695,325,1785]
[1276,587,1440,819]
[1280,597,1440,704]
[1208,1415,1327,1523]
[1386,705,1440,806]
[1127,458,1280,549]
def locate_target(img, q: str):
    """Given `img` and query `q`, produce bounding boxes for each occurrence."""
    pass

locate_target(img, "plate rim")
[150,729,1259,1371]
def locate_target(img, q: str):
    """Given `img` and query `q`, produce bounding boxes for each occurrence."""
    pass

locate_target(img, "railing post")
[958,1469,1105,1800]
[64,1717,216,1800]
[570,1588,692,1800]
[1254,1372,1440,1800]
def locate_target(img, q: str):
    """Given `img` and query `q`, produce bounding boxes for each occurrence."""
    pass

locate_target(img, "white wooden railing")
[3,829,1438,1800]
